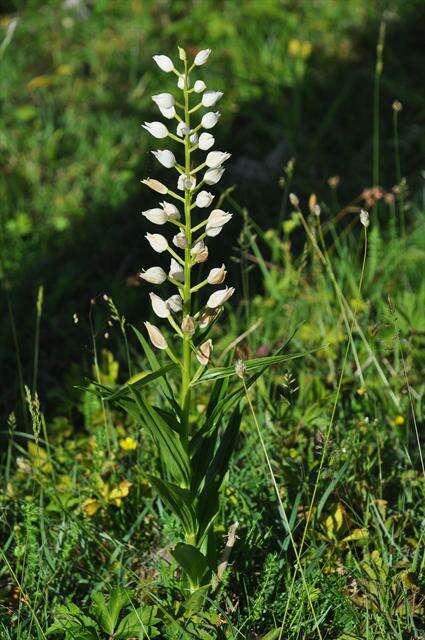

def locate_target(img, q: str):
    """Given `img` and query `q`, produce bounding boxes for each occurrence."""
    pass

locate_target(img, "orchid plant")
[97,47,293,594]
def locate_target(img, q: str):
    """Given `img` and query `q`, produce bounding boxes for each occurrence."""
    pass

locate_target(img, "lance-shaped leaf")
[171,543,211,588]
[131,325,182,418]
[149,476,197,535]
[129,387,190,486]
[98,363,177,402]
[196,406,242,541]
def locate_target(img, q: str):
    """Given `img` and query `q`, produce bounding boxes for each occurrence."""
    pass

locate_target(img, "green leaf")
[129,387,190,486]
[196,407,242,539]
[91,592,114,634]
[148,476,197,535]
[116,605,160,638]
[193,350,308,384]
[101,363,177,401]
[131,325,181,417]
[261,629,281,640]
[171,543,211,588]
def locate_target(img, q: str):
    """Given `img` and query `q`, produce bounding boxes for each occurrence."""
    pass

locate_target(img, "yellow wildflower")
[109,480,132,507]
[83,498,101,517]
[393,415,405,426]
[119,437,138,451]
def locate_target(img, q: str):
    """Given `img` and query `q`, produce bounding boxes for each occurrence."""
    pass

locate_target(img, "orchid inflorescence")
[140,46,234,414]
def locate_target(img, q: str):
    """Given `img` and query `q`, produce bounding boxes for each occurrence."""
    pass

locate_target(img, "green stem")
[181,58,193,445]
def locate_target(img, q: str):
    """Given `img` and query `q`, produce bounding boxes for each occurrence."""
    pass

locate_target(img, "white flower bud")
[161,201,180,220]
[150,292,170,318]
[177,174,196,191]
[199,309,217,328]
[166,294,183,313]
[158,105,176,120]
[204,166,224,185]
[207,286,235,309]
[207,264,226,284]
[142,121,169,139]
[207,209,231,226]
[152,93,175,109]
[205,151,231,168]
[140,267,167,284]
[360,209,370,228]
[201,111,220,129]
[195,190,214,208]
[145,321,168,350]
[152,149,176,168]
[177,122,190,137]
[289,193,299,207]
[177,76,185,90]
[202,90,223,107]
[198,132,215,150]
[190,132,198,144]
[169,258,184,282]
[142,178,168,194]
[196,339,213,365]
[191,240,208,263]
[173,232,187,249]
[194,80,206,93]
[194,49,211,66]
[153,55,174,73]
[181,315,195,335]
[142,208,167,225]
[145,233,168,253]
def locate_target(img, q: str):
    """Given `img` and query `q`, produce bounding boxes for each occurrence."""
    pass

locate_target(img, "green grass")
[1,1,424,638]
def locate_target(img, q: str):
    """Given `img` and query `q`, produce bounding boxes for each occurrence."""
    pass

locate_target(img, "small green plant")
[47,588,160,639]
[95,46,293,594]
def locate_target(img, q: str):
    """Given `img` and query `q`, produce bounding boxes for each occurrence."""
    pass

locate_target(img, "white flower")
[177,122,190,137]
[207,264,226,284]
[158,105,176,120]
[196,190,214,208]
[145,321,168,349]
[142,178,168,194]
[142,208,167,224]
[167,294,183,313]
[181,315,195,335]
[194,80,206,93]
[150,292,170,318]
[142,121,169,139]
[206,210,231,239]
[177,174,196,191]
[194,49,211,66]
[202,90,223,107]
[153,55,174,72]
[152,93,175,109]
[173,232,187,249]
[161,201,180,220]
[177,76,185,90]
[198,132,215,150]
[201,111,220,129]
[169,258,184,282]
[199,309,217,328]
[360,209,370,228]
[207,287,235,309]
[145,233,168,253]
[206,209,232,231]
[190,132,198,144]
[205,151,231,168]
[196,339,213,365]
[204,166,224,185]
[191,240,208,263]
[140,267,167,284]
[152,149,176,168]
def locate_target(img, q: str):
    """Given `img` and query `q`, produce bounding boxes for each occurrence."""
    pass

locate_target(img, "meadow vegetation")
[0,1,424,638]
